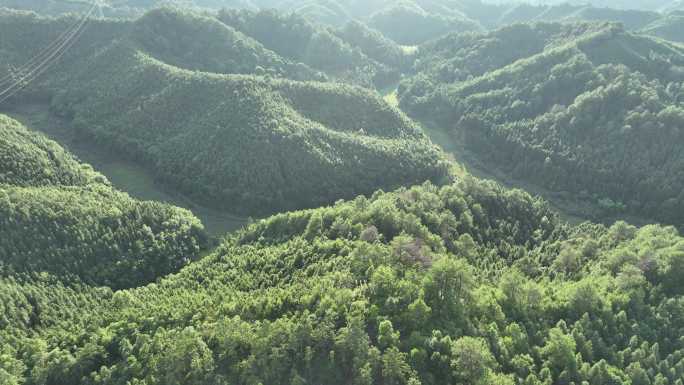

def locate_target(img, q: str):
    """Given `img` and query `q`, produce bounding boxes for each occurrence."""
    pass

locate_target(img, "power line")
[0,13,87,87]
[0,2,96,106]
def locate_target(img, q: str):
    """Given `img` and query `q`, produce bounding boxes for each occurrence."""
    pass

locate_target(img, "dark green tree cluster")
[367,2,483,45]
[332,20,410,71]
[400,23,684,228]
[131,8,323,81]
[0,115,207,289]
[0,114,104,187]
[217,8,399,88]
[2,178,684,385]
[641,11,684,43]
[0,9,451,216]
[495,3,661,30]
[0,184,207,290]
[47,38,449,215]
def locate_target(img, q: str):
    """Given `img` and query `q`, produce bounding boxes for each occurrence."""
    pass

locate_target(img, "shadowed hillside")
[0,9,451,217]
[0,114,208,289]
[401,23,684,227]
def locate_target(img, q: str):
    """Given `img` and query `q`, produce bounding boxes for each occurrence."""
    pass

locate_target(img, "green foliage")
[2,179,684,384]
[2,5,684,385]
[495,3,661,30]
[0,114,103,187]
[0,9,449,216]
[368,3,483,45]
[333,19,410,70]
[131,7,322,81]
[217,8,398,87]
[0,184,206,289]
[642,11,684,43]
[401,22,684,228]
[50,40,448,215]
[0,115,207,289]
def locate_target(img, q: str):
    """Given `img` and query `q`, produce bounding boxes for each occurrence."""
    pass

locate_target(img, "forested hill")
[130,8,323,82]
[0,114,207,289]
[0,114,103,187]
[400,22,684,228]
[50,41,450,215]
[332,19,410,71]
[408,22,612,87]
[2,3,684,385]
[495,3,662,30]
[6,1,684,47]
[215,9,401,87]
[0,9,299,85]
[0,7,404,88]
[641,11,684,43]
[3,179,684,384]
[0,8,451,216]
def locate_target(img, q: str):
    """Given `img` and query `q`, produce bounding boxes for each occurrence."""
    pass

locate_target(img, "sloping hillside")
[3,179,684,384]
[0,115,207,289]
[0,9,450,216]
[400,23,684,227]
[0,114,103,187]
[2,4,684,385]
[0,7,322,85]
[495,3,661,30]
[217,8,399,87]
[50,39,449,215]
[408,22,611,86]
[332,19,410,70]
[367,2,483,45]
[641,11,684,43]
[131,8,323,81]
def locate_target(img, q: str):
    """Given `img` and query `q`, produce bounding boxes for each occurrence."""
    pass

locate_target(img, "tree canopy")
[2,179,684,384]
[0,114,207,289]
[401,22,684,228]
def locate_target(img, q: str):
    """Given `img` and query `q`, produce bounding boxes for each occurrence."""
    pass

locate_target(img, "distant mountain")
[3,0,678,45]
[641,11,684,43]
[367,2,484,45]
[131,8,323,81]
[216,8,400,87]
[486,0,674,11]
[495,3,661,30]
[332,19,410,70]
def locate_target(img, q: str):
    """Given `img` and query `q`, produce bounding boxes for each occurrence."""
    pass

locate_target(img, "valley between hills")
[2,2,684,385]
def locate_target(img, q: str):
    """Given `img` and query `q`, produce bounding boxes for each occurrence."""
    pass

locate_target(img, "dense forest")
[6,0,684,44]
[3,180,684,384]
[2,1,684,385]
[400,22,684,227]
[641,10,684,43]
[0,8,450,216]
[0,114,207,289]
